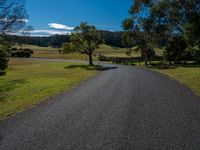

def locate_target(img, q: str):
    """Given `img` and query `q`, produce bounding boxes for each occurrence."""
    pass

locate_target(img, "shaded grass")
[149,64,200,96]
[0,58,97,119]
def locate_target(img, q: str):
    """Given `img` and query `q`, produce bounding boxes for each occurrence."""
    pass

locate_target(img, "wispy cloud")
[48,23,74,30]
[9,22,74,36]
[29,29,71,36]
[17,19,29,23]
[0,18,29,23]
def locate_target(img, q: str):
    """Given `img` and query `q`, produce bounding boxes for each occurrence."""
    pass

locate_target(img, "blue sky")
[26,0,132,36]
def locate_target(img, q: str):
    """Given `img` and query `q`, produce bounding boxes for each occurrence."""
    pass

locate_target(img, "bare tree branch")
[0,0,30,34]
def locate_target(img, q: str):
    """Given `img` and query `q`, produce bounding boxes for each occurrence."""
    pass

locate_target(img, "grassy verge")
[0,58,97,119]
[148,64,200,96]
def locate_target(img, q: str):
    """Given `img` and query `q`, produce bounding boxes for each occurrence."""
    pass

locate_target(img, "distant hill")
[3,30,135,48]
[4,34,70,48]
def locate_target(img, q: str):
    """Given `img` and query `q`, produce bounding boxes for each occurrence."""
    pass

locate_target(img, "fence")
[98,55,164,64]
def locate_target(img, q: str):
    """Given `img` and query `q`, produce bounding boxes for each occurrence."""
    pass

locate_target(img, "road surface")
[0,64,200,150]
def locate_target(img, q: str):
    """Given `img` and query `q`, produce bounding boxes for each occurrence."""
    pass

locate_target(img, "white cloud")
[48,23,74,30]
[21,19,29,23]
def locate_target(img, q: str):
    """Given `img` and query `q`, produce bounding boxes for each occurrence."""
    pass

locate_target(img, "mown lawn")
[0,58,97,119]
[151,64,200,96]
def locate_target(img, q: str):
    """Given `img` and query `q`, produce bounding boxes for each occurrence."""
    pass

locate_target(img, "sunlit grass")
[150,64,200,96]
[0,58,97,119]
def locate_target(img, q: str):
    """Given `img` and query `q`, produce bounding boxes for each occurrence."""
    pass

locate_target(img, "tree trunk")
[144,48,148,66]
[138,57,141,66]
[88,53,93,65]
[168,54,172,65]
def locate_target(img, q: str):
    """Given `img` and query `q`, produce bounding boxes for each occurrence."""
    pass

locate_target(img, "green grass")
[0,58,97,119]
[15,44,163,60]
[149,64,200,96]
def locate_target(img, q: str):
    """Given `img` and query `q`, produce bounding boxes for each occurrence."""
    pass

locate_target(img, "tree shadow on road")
[0,134,2,142]
[147,63,200,70]
[146,65,178,69]
[64,65,118,71]
[179,64,200,68]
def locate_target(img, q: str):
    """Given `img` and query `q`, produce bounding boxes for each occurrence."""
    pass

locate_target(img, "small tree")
[0,0,30,71]
[63,22,102,65]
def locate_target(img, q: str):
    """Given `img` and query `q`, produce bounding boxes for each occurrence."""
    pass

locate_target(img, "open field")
[15,44,164,60]
[150,64,200,96]
[14,44,90,60]
[95,44,133,57]
[0,58,97,119]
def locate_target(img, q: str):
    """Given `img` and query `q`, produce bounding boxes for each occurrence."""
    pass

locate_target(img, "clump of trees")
[61,22,102,65]
[122,0,200,65]
[11,48,33,58]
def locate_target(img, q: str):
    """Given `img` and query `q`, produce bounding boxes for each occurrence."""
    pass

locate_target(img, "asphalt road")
[0,64,200,150]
